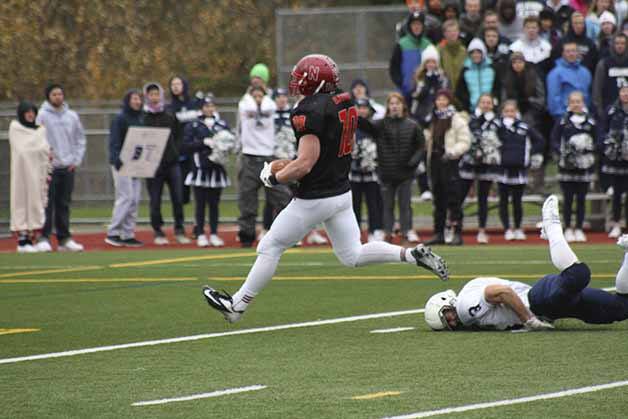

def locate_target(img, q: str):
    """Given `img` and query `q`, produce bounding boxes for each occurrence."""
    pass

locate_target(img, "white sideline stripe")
[132,385,266,406]
[603,287,616,292]
[382,379,628,419]
[0,308,425,365]
[370,327,416,334]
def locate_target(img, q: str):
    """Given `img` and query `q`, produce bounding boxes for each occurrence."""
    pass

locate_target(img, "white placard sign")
[118,127,170,178]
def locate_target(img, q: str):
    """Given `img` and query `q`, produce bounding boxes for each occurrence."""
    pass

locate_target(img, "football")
[270,159,291,174]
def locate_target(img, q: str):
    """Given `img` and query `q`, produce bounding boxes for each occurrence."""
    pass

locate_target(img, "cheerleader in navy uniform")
[182,95,237,247]
[459,93,500,244]
[496,100,545,241]
[551,91,598,243]
[601,85,628,238]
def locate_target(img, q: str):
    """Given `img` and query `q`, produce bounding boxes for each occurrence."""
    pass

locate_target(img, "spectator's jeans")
[42,167,75,242]
[380,178,413,235]
[107,166,142,239]
[146,164,185,235]
[560,181,588,229]
[237,155,291,244]
[430,157,462,234]
[528,263,628,324]
[351,181,383,233]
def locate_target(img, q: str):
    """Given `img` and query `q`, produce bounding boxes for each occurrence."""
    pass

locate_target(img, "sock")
[545,223,579,271]
[232,254,280,312]
[616,253,628,295]
[354,242,406,266]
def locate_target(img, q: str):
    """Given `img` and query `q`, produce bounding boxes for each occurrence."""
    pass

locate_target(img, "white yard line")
[132,385,266,406]
[383,379,628,419]
[370,327,416,334]
[0,308,425,365]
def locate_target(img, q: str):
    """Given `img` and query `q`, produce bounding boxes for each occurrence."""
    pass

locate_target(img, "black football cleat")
[202,286,243,323]
[411,244,449,281]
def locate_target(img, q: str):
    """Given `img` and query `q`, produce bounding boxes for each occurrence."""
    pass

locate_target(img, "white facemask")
[503,117,515,127]
[570,114,586,124]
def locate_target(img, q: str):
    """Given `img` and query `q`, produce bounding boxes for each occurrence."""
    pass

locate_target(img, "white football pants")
[232,191,407,308]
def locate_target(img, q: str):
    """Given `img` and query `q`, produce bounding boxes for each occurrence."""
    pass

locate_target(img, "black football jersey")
[290,90,357,199]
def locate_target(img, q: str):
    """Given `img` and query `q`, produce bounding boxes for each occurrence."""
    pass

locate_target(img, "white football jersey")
[455,277,531,330]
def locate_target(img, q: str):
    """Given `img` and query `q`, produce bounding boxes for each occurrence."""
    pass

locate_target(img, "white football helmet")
[424,290,458,331]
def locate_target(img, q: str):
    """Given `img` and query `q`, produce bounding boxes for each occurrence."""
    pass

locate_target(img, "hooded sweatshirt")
[593,36,628,118]
[143,82,181,170]
[455,39,498,111]
[36,100,85,168]
[552,17,599,73]
[546,58,592,117]
[109,89,144,168]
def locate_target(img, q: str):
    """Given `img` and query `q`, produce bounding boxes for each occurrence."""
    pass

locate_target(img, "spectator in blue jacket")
[455,38,500,112]
[546,41,593,120]
[105,90,144,248]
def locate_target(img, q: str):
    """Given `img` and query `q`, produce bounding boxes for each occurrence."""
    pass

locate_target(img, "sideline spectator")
[551,91,597,243]
[455,38,500,112]
[182,95,236,248]
[545,0,574,31]
[600,85,628,238]
[350,79,386,120]
[167,75,200,207]
[509,16,553,75]
[501,52,546,131]
[425,0,445,43]
[143,82,189,245]
[105,90,144,248]
[360,93,425,243]
[459,93,499,244]
[593,34,628,121]
[390,11,433,105]
[547,41,593,120]
[482,10,512,44]
[495,100,545,241]
[351,99,385,242]
[410,45,450,125]
[439,19,467,94]
[35,84,85,252]
[236,85,290,247]
[586,0,616,40]
[539,8,565,48]
[497,0,524,41]
[597,11,618,58]
[424,89,471,246]
[442,0,461,22]
[552,12,599,73]
[460,0,484,43]
[9,102,50,253]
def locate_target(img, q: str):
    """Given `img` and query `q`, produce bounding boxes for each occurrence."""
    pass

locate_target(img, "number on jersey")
[337,106,357,157]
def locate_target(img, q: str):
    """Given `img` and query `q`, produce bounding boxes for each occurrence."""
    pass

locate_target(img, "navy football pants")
[528,263,628,324]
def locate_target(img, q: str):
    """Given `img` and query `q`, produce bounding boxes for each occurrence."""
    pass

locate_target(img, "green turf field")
[1,245,626,418]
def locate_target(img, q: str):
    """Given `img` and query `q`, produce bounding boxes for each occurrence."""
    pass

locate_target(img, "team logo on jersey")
[292,115,307,132]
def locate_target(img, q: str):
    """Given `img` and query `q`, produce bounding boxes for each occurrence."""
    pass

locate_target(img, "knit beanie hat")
[250,63,270,84]
[421,45,440,64]
[599,11,617,26]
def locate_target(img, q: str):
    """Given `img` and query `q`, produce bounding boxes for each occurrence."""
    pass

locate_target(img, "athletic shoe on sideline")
[514,229,527,240]
[197,234,209,248]
[123,238,143,247]
[175,234,191,244]
[411,244,449,281]
[574,229,587,242]
[476,230,489,244]
[617,234,628,250]
[306,230,328,245]
[444,227,453,244]
[202,286,243,323]
[209,234,225,247]
[609,225,622,239]
[406,230,420,243]
[35,239,52,252]
[17,243,37,253]
[105,235,124,247]
[373,229,386,241]
[419,190,433,202]
[504,229,515,241]
[154,236,169,245]
[58,239,84,252]
[564,228,576,243]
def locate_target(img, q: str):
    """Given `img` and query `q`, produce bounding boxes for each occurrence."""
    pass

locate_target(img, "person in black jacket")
[182,95,235,248]
[105,90,144,247]
[361,92,425,243]
[552,11,599,74]
[551,91,598,243]
[143,82,189,245]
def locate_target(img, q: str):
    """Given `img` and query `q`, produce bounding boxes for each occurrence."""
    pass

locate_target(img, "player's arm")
[274,134,320,183]
[484,285,533,323]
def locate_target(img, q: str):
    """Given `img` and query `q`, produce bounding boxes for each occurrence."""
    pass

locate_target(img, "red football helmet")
[289,54,340,96]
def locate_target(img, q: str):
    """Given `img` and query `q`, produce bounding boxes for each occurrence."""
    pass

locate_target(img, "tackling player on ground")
[424,195,628,331]
[203,54,448,323]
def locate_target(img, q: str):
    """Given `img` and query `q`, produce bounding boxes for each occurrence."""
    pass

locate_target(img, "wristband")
[269,174,279,185]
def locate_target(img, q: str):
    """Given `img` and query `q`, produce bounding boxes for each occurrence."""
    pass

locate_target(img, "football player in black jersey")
[203,54,449,323]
